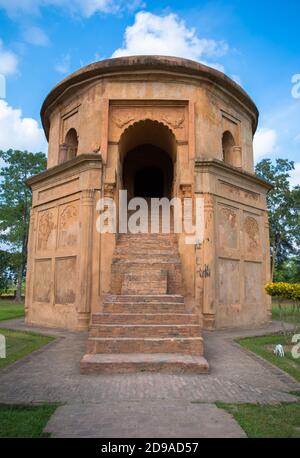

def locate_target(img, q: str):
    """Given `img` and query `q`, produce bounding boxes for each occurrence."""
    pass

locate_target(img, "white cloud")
[0,100,47,153]
[0,39,18,75]
[112,11,228,70]
[290,162,300,188]
[253,128,278,161]
[23,26,50,46]
[55,54,71,74]
[231,74,242,86]
[0,0,144,17]
[294,133,300,143]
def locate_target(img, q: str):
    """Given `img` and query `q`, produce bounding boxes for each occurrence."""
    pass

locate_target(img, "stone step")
[86,336,204,355]
[105,294,184,303]
[91,313,199,325]
[121,285,168,295]
[80,353,209,374]
[89,324,202,338]
[112,259,181,266]
[123,270,167,281]
[121,269,167,295]
[117,234,177,241]
[116,242,177,249]
[115,247,177,254]
[113,252,180,260]
[103,302,186,314]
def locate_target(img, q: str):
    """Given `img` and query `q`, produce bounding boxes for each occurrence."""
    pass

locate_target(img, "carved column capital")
[104,182,116,199]
[81,189,95,206]
[180,183,192,199]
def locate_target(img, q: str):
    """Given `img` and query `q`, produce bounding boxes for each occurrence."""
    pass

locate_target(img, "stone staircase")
[80,233,209,374]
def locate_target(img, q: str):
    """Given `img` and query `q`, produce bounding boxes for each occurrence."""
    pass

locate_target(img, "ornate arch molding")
[117,118,179,165]
[119,118,178,143]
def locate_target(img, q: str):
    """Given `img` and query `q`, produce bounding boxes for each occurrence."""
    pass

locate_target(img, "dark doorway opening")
[134,166,164,198]
[122,144,173,200]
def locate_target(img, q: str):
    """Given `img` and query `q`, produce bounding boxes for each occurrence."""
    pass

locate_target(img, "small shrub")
[265,282,300,340]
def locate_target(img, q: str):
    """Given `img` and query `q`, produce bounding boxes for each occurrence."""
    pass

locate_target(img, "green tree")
[274,257,300,283]
[0,150,47,301]
[255,159,300,279]
[0,250,14,295]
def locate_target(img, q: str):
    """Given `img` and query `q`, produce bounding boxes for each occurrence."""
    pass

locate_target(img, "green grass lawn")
[0,328,54,369]
[272,301,300,325]
[237,334,300,382]
[0,300,25,321]
[0,403,59,438]
[217,401,300,438]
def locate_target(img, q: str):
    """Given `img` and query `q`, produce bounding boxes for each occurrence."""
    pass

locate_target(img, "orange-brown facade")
[26,56,272,334]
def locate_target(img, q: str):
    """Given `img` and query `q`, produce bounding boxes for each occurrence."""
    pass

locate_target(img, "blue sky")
[0,0,299,185]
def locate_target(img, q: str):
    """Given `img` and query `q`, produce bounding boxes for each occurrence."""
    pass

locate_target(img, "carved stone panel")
[55,257,77,304]
[37,208,57,252]
[244,215,261,258]
[218,259,240,305]
[109,102,188,143]
[218,206,239,252]
[33,259,52,303]
[218,181,260,206]
[245,261,262,304]
[58,202,79,249]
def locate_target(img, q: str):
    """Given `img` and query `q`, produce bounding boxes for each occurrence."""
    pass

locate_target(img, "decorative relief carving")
[221,208,237,227]
[162,114,185,129]
[113,115,135,128]
[180,183,192,199]
[110,106,187,142]
[104,183,116,199]
[37,210,56,251]
[58,204,79,249]
[220,181,260,203]
[244,216,260,253]
[219,207,238,250]
[113,113,185,130]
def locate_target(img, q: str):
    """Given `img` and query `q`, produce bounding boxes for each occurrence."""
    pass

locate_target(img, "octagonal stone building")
[26,56,272,373]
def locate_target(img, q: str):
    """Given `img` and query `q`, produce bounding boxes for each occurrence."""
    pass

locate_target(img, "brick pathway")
[0,319,299,437]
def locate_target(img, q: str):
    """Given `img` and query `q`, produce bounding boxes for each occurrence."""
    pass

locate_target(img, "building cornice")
[26,153,102,187]
[195,158,273,191]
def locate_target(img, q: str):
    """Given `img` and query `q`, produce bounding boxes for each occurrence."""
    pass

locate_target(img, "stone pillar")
[99,181,117,297]
[178,183,195,304]
[58,143,69,164]
[233,146,242,168]
[202,194,216,330]
[25,208,36,321]
[264,211,272,321]
[77,188,95,329]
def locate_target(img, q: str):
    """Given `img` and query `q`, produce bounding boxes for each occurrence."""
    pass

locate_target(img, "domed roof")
[41,55,259,138]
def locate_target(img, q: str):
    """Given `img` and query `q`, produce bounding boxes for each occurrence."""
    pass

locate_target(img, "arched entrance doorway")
[119,120,176,201]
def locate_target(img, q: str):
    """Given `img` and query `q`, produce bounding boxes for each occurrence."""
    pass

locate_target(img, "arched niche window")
[65,128,78,159]
[222,131,241,168]
[58,128,78,164]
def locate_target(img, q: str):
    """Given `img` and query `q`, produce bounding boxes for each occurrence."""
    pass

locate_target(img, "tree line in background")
[0,150,299,301]
[0,150,47,301]
[255,159,300,282]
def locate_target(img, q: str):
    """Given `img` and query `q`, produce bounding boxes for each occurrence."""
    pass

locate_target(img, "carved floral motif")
[162,114,185,129]
[221,208,236,228]
[219,207,238,250]
[59,205,79,248]
[244,216,260,252]
[38,210,55,251]
[112,115,135,129]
